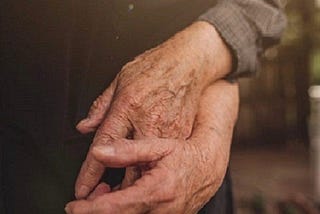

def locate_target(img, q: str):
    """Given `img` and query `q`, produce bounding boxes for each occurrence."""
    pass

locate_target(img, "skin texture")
[66,81,239,214]
[69,21,236,213]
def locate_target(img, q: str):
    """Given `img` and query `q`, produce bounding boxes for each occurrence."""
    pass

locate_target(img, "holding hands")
[66,21,238,214]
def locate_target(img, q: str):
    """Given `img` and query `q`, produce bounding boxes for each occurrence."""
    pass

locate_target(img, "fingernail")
[76,185,90,199]
[93,145,115,156]
[64,205,71,214]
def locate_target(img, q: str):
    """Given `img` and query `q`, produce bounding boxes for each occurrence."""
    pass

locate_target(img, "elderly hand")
[74,21,232,199]
[66,81,239,214]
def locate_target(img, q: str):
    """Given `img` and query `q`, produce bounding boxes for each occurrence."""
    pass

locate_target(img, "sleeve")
[198,0,287,78]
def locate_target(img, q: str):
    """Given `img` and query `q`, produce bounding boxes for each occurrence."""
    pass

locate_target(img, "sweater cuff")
[198,1,259,79]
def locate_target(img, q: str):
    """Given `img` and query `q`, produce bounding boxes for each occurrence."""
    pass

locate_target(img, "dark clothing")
[1,1,285,213]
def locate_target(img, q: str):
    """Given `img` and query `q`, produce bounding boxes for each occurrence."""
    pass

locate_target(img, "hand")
[66,81,239,214]
[74,21,232,199]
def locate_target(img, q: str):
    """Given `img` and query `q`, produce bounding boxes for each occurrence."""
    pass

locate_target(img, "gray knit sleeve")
[198,0,287,78]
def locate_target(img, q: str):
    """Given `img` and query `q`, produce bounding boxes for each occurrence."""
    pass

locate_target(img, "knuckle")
[113,88,142,111]
[90,98,100,112]
[101,116,130,138]
[94,131,113,144]
[85,161,100,178]
[88,96,105,117]
[151,144,170,159]
[124,94,141,109]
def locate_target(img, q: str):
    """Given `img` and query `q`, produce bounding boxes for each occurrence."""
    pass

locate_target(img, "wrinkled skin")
[73,21,233,200]
[66,81,239,214]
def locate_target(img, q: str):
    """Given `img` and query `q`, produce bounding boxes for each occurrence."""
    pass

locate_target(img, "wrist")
[196,21,233,79]
[186,21,233,83]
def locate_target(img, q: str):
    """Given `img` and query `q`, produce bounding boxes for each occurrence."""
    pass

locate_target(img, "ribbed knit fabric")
[199,0,287,78]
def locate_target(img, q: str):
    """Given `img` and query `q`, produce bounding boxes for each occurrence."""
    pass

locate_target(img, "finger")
[74,154,105,199]
[65,199,92,214]
[87,182,111,201]
[120,166,141,189]
[66,188,147,214]
[92,138,173,167]
[76,80,117,134]
[75,107,132,199]
[191,80,239,140]
[67,171,165,214]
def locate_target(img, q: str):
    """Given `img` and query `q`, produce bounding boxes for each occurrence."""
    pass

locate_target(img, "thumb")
[76,80,117,134]
[92,138,174,167]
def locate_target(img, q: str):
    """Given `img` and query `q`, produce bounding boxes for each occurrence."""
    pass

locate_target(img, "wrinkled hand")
[74,21,232,199]
[66,81,239,214]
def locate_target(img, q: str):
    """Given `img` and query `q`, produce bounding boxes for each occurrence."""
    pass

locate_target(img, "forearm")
[187,80,239,212]
[194,80,239,175]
